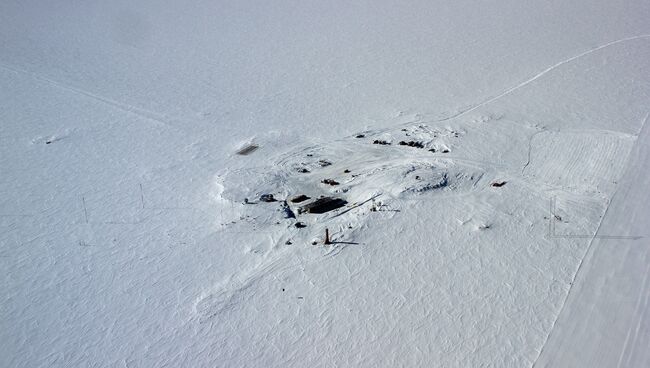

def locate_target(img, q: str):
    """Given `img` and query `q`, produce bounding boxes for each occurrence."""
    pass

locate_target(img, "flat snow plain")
[1,1,649,367]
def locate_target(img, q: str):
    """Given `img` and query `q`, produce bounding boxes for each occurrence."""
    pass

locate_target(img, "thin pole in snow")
[82,196,89,224]
[139,183,145,209]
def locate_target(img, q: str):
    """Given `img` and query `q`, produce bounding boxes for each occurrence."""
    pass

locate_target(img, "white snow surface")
[1,1,649,367]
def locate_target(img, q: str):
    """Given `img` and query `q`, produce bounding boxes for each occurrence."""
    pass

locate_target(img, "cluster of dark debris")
[373,139,391,145]
[398,140,425,148]
[246,193,348,229]
[321,179,340,186]
[367,135,451,153]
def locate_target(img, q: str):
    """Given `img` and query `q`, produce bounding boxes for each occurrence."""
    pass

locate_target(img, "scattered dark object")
[312,241,318,245]
[297,167,310,173]
[297,296,304,299]
[344,169,351,173]
[281,201,296,219]
[433,174,449,189]
[401,128,408,131]
[321,179,340,186]
[324,228,331,245]
[428,148,436,153]
[318,160,332,167]
[355,134,365,138]
[299,197,348,214]
[307,154,313,157]
[290,194,311,203]
[285,240,292,245]
[441,149,450,153]
[282,288,285,292]
[260,194,276,202]
[373,140,390,145]
[478,224,491,230]
[491,181,507,187]
[236,144,259,155]
[295,222,307,228]
[244,198,250,204]
[398,141,424,148]
[554,214,563,221]
[415,175,420,180]
[45,140,53,145]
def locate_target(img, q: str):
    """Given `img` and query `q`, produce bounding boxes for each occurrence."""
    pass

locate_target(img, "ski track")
[521,129,549,174]
[616,262,650,368]
[0,61,178,131]
[435,34,650,123]
[531,112,650,368]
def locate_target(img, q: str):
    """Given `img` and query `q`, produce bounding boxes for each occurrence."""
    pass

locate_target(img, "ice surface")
[1,1,650,367]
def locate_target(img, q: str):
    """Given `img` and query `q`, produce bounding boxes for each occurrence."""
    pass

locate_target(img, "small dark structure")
[290,194,311,203]
[373,140,390,145]
[321,179,339,186]
[491,181,507,187]
[299,197,348,214]
[236,144,259,155]
[260,194,277,202]
[398,141,424,149]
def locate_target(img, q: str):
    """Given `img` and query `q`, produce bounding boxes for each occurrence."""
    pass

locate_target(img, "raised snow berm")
[217,121,492,234]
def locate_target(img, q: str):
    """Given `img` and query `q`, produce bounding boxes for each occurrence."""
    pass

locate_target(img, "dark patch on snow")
[290,194,311,203]
[373,140,391,145]
[281,201,296,218]
[490,181,507,187]
[236,144,259,155]
[321,179,340,186]
[260,194,277,202]
[299,197,348,214]
[398,141,424,148]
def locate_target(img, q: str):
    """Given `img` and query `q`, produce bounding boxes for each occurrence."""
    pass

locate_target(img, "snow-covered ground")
[1,1,649,367]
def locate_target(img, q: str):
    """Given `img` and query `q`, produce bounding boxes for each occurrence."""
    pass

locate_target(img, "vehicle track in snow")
[433,34,650,124]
